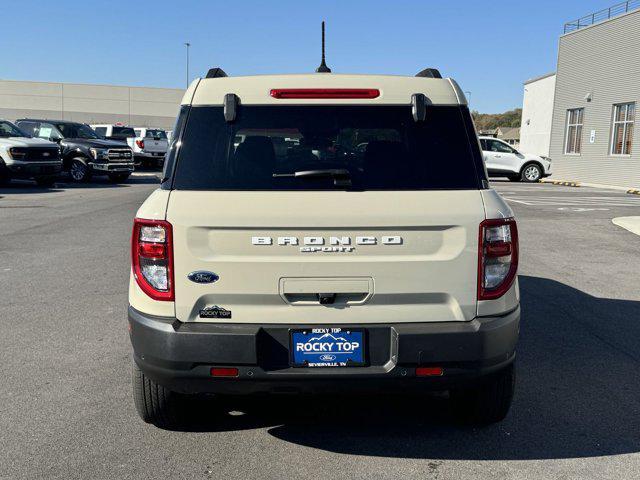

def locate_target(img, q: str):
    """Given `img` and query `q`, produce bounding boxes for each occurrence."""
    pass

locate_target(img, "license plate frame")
[289,327,366,368]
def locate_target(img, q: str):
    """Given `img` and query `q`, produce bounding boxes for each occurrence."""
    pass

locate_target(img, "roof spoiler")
[206,68,228,79]
[415,68,442,79]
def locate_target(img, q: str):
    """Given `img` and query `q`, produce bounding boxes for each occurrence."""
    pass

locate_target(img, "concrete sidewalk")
[612,216,640,236]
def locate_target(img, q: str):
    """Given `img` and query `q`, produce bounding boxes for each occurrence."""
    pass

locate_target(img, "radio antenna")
[316,21,331,73]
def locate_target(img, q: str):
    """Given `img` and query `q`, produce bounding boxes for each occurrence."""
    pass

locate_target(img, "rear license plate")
[290,328,365,367]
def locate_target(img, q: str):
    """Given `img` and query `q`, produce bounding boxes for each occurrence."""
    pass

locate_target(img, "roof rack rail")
[206,68,228,79]
[415,68,442,79]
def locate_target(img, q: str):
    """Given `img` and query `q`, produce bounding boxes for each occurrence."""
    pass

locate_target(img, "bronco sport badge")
[251,235,402,253]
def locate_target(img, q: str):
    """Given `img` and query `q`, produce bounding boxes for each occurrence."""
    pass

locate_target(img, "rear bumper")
[129,306,519,394]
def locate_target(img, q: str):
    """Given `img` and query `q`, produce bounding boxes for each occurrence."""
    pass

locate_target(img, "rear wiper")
[273,169,352,187]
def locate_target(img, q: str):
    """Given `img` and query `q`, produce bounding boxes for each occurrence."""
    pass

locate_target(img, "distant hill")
[472,109,522,131]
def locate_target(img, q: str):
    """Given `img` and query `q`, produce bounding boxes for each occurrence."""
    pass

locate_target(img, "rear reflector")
[138,242,166,258]
[210,367,239,378]
[416,367,444,377]
[270,88,380,99]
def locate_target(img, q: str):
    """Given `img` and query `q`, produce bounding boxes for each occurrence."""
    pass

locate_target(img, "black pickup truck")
[15,119,134,182]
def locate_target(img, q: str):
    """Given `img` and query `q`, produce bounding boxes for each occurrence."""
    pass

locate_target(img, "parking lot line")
[502,195,640,207]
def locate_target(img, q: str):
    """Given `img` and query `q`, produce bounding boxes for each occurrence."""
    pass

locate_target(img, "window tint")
[161,105,190,187]
[0,120,29,138]
[37,122,64,141]
[134,129,142,137]
[112,127,136,138]
[486,140,513,153]
[479,139,488,150]
[94,127,107,136]
[172,105,483,191]
[145,129,167,139]
[55,123,99,139]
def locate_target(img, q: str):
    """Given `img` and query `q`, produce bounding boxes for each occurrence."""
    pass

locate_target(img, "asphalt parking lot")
[1,177,640,480]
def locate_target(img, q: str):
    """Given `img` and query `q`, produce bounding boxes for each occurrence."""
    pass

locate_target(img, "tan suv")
[129,67,520,427]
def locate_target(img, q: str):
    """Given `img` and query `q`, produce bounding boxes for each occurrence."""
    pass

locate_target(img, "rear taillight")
[132,218,174,301]
[136,139,144,149]
[269,88,380,99]
[478,218,518,300]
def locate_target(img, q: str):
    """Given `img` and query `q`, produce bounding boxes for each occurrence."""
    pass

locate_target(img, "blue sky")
[2,0,612,113]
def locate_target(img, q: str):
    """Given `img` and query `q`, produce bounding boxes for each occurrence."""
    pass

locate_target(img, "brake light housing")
[270,88,380,99]
[478,218,518,300]
[136,139,144,149]
[131,218,174,301]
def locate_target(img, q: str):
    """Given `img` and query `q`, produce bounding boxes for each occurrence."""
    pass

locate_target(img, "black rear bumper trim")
[129,306,519,394]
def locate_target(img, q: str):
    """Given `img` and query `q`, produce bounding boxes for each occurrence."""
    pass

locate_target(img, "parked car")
[479,136,552,182]
[16,119,134,182]
[129,66,520,428]
[0,119,62,186]
[131,127,168,169]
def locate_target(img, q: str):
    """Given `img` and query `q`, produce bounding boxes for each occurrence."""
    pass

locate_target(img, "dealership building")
[0,80,184,130]
[520,2,639,188]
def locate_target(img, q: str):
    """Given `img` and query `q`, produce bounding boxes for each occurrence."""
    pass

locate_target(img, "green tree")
[472,108,522,131]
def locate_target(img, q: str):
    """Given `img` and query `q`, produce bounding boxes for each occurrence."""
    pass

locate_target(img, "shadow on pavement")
[0,173,159,194]
[163,275,640,460]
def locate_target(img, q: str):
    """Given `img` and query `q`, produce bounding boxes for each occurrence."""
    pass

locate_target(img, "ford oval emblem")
[188,271,219,284]
[319,354,337,362]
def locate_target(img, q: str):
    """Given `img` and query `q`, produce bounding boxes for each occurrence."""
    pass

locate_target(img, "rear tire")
[132,360,183,428]
[69,158,91,182]
[108,172,130,183]
[520,163,542,183]
[450,363,515,425]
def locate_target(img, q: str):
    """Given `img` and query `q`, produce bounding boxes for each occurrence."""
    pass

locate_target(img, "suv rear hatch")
[166,104,486,324]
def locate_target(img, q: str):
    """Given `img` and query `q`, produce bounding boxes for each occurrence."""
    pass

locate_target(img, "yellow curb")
[627,189,640,195]
[548,181,581,187]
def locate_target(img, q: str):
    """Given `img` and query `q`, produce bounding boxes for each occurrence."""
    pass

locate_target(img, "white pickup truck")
[0,119,62,186]
[132,128,168,169]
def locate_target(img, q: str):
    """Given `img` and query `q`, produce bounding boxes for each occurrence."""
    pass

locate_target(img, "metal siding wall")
[0,80,183,131]
[549,9,640,188]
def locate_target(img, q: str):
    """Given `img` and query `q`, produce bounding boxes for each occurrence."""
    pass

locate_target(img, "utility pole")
[184,42,191,88]
[465,91,472,109]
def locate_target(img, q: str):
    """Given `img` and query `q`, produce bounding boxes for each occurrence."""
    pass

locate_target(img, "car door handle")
[494,154,501,157]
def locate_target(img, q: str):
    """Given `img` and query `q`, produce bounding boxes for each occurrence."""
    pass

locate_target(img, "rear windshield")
[172,105,483,191]
[145,129,167,139]
[112,127,136,138]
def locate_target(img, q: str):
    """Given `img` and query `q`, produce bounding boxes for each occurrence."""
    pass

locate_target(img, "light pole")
[184,42,191,88]
[465,91,472,109]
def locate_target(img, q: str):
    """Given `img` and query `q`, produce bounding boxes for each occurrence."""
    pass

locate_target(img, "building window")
[611,103,635,155]
[565,108,584,154]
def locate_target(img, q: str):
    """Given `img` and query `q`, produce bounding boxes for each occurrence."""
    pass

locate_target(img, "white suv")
[129,67,520,427]
[479,136,552,182]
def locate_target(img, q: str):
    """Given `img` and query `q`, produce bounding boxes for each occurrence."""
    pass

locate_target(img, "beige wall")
[0,80,184,130]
